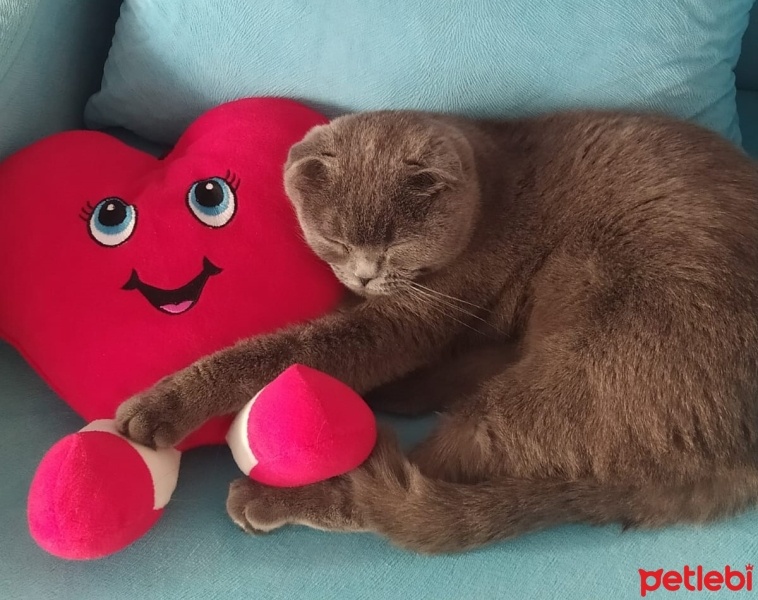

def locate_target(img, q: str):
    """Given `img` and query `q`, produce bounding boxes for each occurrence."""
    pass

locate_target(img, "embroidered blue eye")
[87,197,137,247]
[187,176,237,228]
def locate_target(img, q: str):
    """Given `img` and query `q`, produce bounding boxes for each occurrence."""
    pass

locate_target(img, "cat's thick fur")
[117,110,758,553]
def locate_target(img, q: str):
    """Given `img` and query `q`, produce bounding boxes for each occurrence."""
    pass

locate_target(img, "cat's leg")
[403,362,533,484]
[227,409,758,555]
[226,475,367,535]
[116,296,465,449]
[406,409,499,483]
[226,353,522,536]
[366,343,518,417]
[226,425,397,536]
[226,357,561,537]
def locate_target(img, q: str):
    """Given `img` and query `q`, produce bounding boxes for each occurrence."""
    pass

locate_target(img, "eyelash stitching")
[79,169,240,224]
[224,169,242,190]
[79,200,96,222]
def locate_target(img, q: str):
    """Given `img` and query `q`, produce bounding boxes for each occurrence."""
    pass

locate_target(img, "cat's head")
[284,111,480,297]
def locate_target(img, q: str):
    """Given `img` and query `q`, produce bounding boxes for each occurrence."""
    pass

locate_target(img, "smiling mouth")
[122,257,222,315]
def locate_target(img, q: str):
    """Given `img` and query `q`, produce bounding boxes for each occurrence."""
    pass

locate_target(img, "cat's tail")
[352,428,758,554]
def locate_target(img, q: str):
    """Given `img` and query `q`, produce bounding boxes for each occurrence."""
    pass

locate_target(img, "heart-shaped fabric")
[0,98,343,449]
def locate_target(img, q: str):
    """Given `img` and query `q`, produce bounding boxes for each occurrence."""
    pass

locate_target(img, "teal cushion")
[736,8,758,90]
[2,339,757,599]
[0,0,121,160]
[85,0,754,146]
[738,90,758,156]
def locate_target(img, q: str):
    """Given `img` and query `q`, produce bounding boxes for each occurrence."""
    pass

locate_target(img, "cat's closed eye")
[322,236,350,254]
[388,240,416,253]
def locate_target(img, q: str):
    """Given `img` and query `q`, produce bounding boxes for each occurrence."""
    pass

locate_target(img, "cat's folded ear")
[290,156,331,188]
[284,124,336,203]
[284,154,333,204]
[406,124,475,198]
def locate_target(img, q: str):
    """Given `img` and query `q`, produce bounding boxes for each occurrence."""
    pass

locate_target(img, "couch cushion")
[736,7,758,91]
[85,0,753,146]
[0,0,121,160]
[2,340,757,600]
[738,90,758,156]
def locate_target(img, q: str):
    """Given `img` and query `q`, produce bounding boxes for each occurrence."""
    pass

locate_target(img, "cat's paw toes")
[226,478,286,535]
[115,384,187,449]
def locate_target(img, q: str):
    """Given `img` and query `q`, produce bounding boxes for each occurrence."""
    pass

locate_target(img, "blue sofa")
[1,2,757,599]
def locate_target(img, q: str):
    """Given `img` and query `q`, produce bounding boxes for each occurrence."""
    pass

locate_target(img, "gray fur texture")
[117,110,758,553]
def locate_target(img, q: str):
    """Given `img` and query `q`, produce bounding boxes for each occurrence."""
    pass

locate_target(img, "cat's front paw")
[226,478,287,535]
[116,374,201,448]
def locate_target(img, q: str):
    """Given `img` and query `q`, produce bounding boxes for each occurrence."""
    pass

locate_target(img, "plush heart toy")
[0,98,376,560]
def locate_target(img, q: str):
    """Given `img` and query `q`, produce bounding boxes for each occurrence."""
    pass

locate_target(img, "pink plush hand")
[28,420,180,560]
[227,365,377,487]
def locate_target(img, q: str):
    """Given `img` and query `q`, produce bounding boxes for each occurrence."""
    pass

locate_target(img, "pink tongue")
[160,300,194,314]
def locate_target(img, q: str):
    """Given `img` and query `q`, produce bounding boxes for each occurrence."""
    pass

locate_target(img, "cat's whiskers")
[406,288,487,336]
[402,285,499,338]
[408,280,489,312]
[405,282,500,333]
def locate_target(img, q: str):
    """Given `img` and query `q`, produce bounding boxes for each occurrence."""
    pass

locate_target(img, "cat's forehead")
[330,113,437,158]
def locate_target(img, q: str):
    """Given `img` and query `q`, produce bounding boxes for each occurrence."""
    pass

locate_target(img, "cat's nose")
[354,257,380,286]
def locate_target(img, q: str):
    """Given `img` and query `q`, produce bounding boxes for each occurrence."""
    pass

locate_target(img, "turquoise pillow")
[0,0,121,160]
[86,0,754,146]
[737,8,758,90]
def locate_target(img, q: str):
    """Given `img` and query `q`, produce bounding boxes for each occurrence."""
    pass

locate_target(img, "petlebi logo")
[639,565,753,596]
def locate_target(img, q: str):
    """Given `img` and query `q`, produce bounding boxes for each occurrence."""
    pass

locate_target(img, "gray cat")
[116,109,758,553]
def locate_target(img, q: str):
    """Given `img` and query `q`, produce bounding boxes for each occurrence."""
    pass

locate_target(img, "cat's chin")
[349,287,391,298]
[341,280,395,298]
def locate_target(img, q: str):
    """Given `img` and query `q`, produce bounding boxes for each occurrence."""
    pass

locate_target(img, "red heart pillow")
[0,97,343,449]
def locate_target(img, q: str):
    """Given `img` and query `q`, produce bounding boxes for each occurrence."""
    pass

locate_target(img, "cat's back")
[508,109,757,207]
[484,110,758,348]
[495,110,758,263]
[515,109,753,165]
